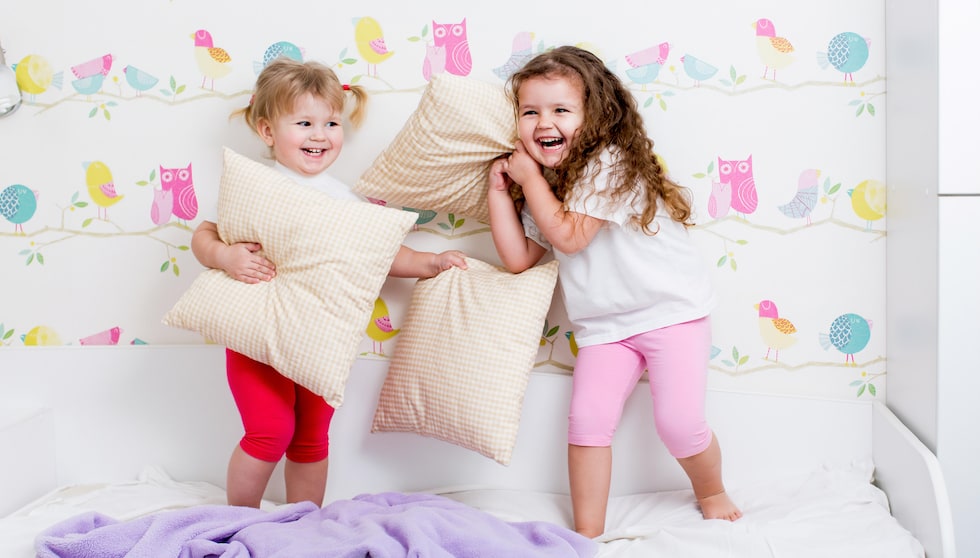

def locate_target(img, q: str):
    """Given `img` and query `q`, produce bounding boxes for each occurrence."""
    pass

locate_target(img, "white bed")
[0,345,956,557]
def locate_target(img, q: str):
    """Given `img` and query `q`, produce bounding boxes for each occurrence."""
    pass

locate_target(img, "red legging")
[225,349,335,463]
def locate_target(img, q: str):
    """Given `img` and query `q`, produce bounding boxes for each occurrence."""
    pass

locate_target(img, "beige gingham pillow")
[371,258,559,465]
[353,74,517,224]
[163,147,417,407]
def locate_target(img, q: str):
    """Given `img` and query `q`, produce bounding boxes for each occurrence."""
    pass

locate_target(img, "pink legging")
[226,349,335,463]
[567,317,712,458]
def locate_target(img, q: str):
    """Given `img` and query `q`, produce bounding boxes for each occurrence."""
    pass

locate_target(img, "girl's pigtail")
[344,83,369,128]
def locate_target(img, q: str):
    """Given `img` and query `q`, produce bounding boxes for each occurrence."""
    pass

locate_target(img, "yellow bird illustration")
[14,54,64,99]
[84,161,123,220]
[564,331,579,357]
[353,16,394,76]
[848,179,886,231]
[365,297,399,355]
[22,325,62,346]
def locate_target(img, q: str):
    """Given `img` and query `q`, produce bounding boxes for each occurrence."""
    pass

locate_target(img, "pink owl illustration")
[150,187,173,225]
[160,163,198,223]
[718,155,758,217]
[433,19,472,76]
[708,180,732,219]
[422,44,446,81]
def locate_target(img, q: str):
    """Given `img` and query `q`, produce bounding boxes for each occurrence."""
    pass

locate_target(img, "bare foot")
[698,491,742,521]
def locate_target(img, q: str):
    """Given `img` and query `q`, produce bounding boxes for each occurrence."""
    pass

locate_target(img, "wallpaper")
[0,1,886,401]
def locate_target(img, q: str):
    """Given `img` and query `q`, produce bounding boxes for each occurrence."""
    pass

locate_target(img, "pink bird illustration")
[71,54,113,79]
[79,326,122,346]
[192,29,232,90]
[754,18,795,80]
[626,42,670,67]
[756,300,797,362]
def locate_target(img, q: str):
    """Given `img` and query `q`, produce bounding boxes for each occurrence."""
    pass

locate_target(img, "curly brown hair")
[508,46,693,232]
[231,58,368,142]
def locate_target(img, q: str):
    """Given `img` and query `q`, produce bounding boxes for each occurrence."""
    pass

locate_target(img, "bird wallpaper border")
[0,0,886,402]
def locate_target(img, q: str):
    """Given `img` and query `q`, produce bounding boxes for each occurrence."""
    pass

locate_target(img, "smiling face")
[257,92,344,177]
[515,75,585,169]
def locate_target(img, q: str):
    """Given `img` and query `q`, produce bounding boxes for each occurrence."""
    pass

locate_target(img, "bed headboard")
[2,344,873,502]
[2,345,954,556]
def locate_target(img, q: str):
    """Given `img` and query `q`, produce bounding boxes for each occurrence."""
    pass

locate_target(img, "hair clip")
[342,84,350,91]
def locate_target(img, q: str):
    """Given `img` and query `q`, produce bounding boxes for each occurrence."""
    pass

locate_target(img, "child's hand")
[219,242,277,284]
[505,141,545,187]
[431,250,467,276]
[488,157,515,193]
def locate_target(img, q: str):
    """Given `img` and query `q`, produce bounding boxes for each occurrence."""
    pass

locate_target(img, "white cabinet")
[938,0,980,195]
[937,196,980,556]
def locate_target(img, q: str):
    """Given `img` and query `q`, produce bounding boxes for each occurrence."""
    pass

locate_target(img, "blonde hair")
[232,58,368,138]
[508,46,693,232]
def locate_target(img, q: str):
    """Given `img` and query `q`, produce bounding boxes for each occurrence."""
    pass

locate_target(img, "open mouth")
[302,148,324,155]
[538,137,564,150]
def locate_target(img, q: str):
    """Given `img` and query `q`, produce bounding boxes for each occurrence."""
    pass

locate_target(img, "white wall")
[1,0,888,401]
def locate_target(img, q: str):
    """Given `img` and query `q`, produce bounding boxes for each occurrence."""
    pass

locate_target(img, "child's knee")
[658,421,712,459]
[568,409,618,446]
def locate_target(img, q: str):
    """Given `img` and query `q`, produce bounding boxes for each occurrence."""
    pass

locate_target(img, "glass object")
[0,40,23,117]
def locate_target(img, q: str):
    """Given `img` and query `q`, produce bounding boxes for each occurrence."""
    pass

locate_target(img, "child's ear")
[256,118,275,147]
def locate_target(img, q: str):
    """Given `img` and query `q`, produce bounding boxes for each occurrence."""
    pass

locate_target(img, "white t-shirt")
[522,149,715,348]
[199,161,363,222]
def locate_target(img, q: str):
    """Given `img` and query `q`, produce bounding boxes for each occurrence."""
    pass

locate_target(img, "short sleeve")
[520,205,551,250]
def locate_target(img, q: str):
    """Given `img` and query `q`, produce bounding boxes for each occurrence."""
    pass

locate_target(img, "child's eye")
[296,120,311,127]
[521,110,538,117]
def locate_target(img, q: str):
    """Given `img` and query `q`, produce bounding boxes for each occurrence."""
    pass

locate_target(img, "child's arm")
[506,141,603,256]
[487,157,548,273]
[387,245,467,279]
[191,220,277,284]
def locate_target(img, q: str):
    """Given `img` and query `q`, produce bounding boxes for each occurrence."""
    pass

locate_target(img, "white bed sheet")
[0,463,924,558]
[439,461,925,558]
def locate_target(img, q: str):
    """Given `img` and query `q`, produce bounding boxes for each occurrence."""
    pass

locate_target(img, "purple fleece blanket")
[35,492,597,557]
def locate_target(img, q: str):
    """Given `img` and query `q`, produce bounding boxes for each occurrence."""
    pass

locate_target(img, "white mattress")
[1,463,924,558]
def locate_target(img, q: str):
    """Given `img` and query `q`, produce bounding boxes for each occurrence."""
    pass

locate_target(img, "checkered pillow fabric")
[163,147,417,407]
[353,74,517,224]
[371,258,559,465]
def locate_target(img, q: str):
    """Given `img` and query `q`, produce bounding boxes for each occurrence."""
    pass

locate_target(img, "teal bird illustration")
[817,32,870,83]
[819,313,872,365]
[402,207,437,229]
[0,184,38,234]
[253,41,304,74]
[123,65,159,96]
[71,74,106,96]
[680,54,718,87]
